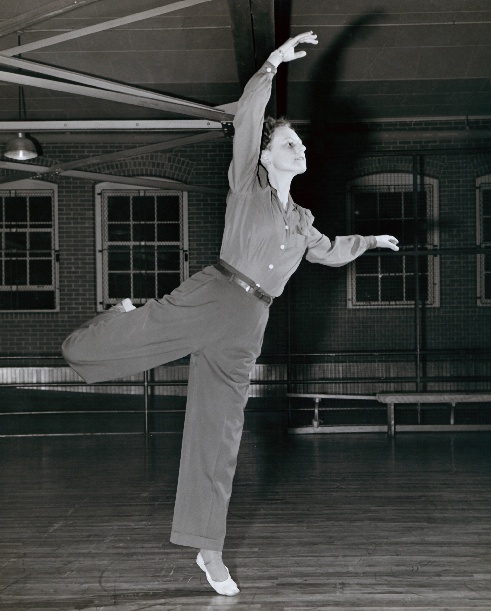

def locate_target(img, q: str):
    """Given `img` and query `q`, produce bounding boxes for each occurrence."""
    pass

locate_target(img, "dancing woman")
[62,31,398,596]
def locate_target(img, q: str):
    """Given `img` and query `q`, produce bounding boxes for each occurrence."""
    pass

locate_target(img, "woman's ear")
[260,150,270,165]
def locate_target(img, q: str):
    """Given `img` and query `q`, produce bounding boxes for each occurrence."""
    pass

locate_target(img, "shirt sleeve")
[305,225,377,267]
[228,61,277,193]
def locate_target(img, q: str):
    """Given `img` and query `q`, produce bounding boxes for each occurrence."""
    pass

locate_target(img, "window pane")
[380,275,404,302]
[133,247,155,271]
[418,192,428,219]
[5,232,27,251]
[483,190,491,216]
[30,232,52,252]
[353,219,377,236]
[157,224,180,242]
[108,273,131,298]
[406,273,429,301]
[108,223,131,241]
[484,254,491,272]
[379,192,402,218]
[356,276,379,302]
[380,219,403,239]
[157,247,180,270]
[29,197,52,224]
[483,218,491,244]
[30,259,52,285]
[353,192,377,218]
[157,196,180,222]
[158,272,181,297]
[133,273,155,298]
[406,256,428,274]
[356,257,378,275]
[132,196,155,222]
[485,273,491,300]
[380,256,403,274]
[107,196,130,222]
[403,191,427,219]
[5,259,28,284]
[108,247,130,271]
[5,197,27,224]
[402,220,426,247]
[133,224,155,242]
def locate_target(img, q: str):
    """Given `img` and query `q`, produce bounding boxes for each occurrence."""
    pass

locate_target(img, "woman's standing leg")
[170,287,269,551]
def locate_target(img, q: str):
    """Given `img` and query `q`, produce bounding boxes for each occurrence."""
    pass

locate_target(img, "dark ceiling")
[0,0,489,191]
[0,0,490,127]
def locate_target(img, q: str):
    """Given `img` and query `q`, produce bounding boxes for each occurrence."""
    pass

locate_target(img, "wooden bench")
[376,392,491,436]
[287,392,491,436]
[287,393,380,434]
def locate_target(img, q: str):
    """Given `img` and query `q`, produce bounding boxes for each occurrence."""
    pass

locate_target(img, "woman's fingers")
[278,32,317,62]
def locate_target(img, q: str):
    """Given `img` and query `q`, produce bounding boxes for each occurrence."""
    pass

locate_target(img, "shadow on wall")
[290,12,386,355]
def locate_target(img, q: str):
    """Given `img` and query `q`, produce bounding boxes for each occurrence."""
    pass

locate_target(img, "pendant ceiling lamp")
[4,131,38,160]
[3,33,39,161]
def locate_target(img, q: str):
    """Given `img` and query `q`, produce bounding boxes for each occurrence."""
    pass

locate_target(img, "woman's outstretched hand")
[269,32,318,66]
[375,235,399,251]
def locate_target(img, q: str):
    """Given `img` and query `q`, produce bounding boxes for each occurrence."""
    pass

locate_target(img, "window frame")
[0,178,59,312]
[346,172,440,309]
[95,181,189,312]
[476,174,491,307]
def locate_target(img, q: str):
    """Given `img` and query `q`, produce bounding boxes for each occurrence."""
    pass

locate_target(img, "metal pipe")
[413,154,422,392]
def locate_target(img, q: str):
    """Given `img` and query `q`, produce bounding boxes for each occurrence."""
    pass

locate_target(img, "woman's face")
[263,126,307,175]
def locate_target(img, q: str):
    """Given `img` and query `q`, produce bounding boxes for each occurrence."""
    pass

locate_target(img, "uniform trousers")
[62,265,270,551]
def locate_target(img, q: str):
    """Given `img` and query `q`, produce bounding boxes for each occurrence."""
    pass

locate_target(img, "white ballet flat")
[196,552,240,596]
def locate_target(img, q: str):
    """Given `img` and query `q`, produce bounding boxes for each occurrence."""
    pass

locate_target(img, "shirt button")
[285,225,289,230]
[266,67,271,72]
[280,244,285,249]
[268,264,274,269]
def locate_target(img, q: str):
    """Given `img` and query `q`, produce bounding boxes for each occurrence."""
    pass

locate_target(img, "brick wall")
[1,128,491,365]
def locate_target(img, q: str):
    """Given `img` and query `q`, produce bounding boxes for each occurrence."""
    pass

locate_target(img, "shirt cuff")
[365,235,377,249]
[262,60,278,75]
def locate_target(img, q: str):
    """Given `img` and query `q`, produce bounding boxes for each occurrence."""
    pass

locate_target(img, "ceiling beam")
[0,54,231,114]
[227,0,276,114]
[250,0,275,68]
[0,71,233,121]
[0,0,100,39]
[0,120,223,132]
[251,0,276,116]
[227,0,256,91]
[0,160,225,195]
[0,0,214,56]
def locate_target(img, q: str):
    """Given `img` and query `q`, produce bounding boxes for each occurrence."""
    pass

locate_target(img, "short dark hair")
[261,116,291,151]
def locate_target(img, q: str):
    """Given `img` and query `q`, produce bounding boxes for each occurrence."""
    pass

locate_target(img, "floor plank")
[0,431,490,610]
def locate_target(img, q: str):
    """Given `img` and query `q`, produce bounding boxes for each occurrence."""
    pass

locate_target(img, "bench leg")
[387,402,395,437]
[313,398,321,428]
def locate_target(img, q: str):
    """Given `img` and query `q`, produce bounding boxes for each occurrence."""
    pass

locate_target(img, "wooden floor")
[1,429,491,610]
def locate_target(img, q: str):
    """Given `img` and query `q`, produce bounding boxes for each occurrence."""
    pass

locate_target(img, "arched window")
[0,179,59,311]
[347,172,440,308]
[95,182,188,311]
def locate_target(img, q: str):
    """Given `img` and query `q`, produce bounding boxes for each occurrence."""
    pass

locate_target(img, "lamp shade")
[4,132,38,160]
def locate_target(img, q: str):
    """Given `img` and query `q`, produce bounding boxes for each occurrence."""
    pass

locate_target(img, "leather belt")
[214,261,274,307]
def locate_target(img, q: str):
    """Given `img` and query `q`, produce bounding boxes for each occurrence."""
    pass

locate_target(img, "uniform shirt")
[219,60,376,298]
